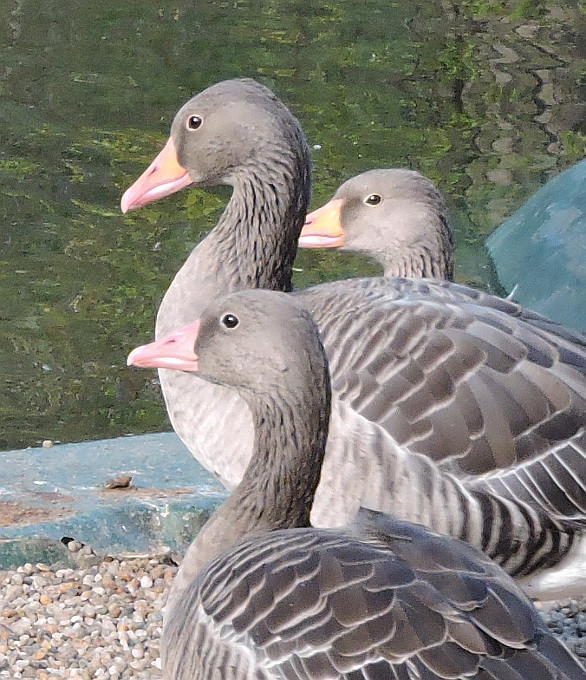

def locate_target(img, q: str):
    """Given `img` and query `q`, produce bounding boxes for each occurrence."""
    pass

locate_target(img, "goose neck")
[190,368,330,573]
[380,215,454,280]
[241,386,330,527]
[208,145,310,292]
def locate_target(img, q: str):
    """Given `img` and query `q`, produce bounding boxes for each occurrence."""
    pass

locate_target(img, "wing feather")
[163,514,586,680]
[298,278,586,523]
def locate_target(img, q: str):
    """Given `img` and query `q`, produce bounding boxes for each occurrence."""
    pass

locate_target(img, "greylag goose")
[299,168,454,280]
[120,78,586,596]
[127,289,586,680]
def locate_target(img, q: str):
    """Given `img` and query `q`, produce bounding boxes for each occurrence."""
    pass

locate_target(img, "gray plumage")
[300,168,454,279]
[165,517,586,680]
[131,289,586,680]
[121,78,586,594]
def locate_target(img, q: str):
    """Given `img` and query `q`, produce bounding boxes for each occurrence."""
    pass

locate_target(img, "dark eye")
[364,194,381,206]
[221,313,239,329]
[187,115,203,130]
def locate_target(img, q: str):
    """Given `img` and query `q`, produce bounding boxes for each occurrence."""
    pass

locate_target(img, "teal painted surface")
[0,433,227,565]
[487,160,586,332]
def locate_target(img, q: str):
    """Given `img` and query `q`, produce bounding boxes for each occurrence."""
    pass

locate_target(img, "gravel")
[538,597,586,662]
[0,542,176,679]
[0,542,584,678]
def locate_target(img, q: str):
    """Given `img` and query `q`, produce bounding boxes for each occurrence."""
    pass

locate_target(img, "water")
[1,0,584,450]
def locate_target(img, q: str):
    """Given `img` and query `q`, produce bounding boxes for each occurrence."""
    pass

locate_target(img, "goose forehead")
[175,80,280,121]
[199,78,274,101]
[338,169,434,201]
[202,291,309,329]
[173,95,245,127]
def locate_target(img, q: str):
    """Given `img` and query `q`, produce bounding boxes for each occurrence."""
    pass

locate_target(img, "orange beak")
[120,138,193,213]
[127,320,201,372]
[298,198,345,249]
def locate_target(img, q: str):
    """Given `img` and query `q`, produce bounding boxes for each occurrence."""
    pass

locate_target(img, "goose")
[299,168,455,280]
[127,289,586,680]
[120,78,586,596]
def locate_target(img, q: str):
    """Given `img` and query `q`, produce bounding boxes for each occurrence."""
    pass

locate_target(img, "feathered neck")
[184,351,330,575]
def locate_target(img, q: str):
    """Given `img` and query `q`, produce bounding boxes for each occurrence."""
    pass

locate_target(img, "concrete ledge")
[0,433,228,568]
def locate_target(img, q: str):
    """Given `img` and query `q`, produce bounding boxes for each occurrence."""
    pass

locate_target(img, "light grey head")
[192,290,329,399]
[120,78,312,292]
[301,168,454,280]
[169,78,310,187]
[129,289,330,406]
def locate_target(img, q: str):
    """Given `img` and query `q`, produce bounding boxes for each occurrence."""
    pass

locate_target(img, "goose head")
[128,289,329,402]
[299,168,454,279]
[121,78,310,213]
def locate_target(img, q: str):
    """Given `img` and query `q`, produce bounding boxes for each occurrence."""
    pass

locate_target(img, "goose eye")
[364,194,381,206]
[187,115,203,130]
[221,313,239,329]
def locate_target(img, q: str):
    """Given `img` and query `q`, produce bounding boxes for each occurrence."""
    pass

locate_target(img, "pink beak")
[121,138,193,213]
[127,320,201,372]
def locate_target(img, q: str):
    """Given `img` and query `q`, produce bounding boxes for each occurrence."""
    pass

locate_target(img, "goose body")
[164,515,586,680]
[127,289,586,680]
[121,78,586,595]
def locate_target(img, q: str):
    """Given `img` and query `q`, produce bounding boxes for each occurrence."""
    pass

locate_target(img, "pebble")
[0,545,176,679]
[539,597,586,661]
[0,543,584,677]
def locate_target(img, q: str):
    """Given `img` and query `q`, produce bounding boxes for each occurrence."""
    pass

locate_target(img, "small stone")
[150,565,165,580]
[102,474,133,490]
[140,575,153,589]
[108,603,121,618]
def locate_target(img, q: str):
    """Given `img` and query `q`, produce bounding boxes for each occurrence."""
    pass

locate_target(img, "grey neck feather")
[185,372,330,576]
[213,156,307,292]
[378,215,454,280]
[157,143,310,337]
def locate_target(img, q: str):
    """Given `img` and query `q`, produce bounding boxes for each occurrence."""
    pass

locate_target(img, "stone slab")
[0,433,228,568]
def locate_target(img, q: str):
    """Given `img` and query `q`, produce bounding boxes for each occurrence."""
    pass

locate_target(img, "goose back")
[163,511,586,680]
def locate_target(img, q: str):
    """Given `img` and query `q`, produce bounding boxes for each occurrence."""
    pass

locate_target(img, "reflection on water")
[0,0,584,450]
